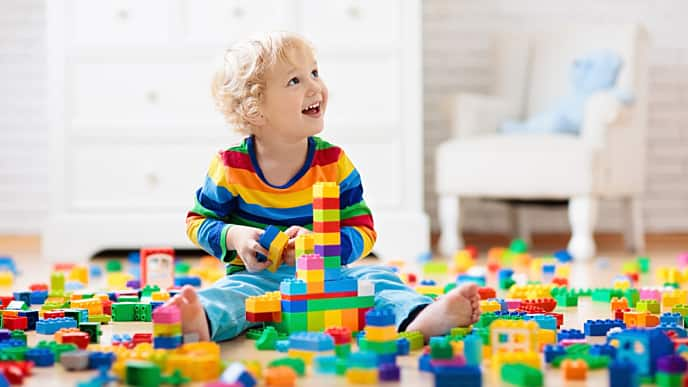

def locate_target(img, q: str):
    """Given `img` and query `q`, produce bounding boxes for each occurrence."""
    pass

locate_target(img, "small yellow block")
[324,309,342,328]
[151,291,170,301]
[365,325,397,341]
[314,232,341,245]
[480,300,501,313]
[297,269,324,283]
[295,234,315,258]
[153,323,182,336]
[346,368,378,384]
[245,291,281,313]
[267,231,289,273]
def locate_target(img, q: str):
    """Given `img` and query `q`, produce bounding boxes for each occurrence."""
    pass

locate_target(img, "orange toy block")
[610,297,629,313]
[562,359,588,380]
[265,366,297,386]
[623,311,660,328]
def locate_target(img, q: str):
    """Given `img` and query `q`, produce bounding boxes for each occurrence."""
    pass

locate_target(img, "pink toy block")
[559,339,587,347]
[152,304,181,324]
[639,288,662,302]
[679,252,688,268]
[430,356,466,368]
[505,299,522,310]
[297,254,324,270]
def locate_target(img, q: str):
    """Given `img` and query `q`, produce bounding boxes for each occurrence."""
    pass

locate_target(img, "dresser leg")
[438,194,464,257]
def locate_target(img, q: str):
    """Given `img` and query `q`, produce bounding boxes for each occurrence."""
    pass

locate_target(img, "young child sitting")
[166,32,480,342]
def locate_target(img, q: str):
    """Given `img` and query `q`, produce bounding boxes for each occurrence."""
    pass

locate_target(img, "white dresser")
[44,0,428,262]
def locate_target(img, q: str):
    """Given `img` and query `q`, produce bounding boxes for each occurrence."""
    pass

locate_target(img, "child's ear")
[246,111,266,127]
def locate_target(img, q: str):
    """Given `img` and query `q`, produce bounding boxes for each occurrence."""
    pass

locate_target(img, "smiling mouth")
[302,101,321,116]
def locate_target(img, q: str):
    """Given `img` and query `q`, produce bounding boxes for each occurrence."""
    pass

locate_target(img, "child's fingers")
[284,226,300,238]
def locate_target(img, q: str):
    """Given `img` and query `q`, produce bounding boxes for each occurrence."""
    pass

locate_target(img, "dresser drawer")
[182,0,294,45]
[67,0,172,47]
[70,60,227,137]
[300,0,401,50]
[68,143,221,211]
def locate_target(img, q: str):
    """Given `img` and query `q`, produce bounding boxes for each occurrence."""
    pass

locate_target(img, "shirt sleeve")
[185,152,238,261]
[336,150,377,264]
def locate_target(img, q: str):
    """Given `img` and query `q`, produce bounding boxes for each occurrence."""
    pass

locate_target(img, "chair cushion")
[436,134,597,197]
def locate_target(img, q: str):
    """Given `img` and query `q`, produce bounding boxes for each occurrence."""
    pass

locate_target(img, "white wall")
[423,0,688,233]
[1,0,687,235]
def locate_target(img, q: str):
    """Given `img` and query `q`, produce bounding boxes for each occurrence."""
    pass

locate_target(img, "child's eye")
[311,69,319,78]
[288,77,300,86]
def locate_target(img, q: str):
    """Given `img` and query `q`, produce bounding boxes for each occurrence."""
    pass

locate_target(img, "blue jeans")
[198,264,433,342]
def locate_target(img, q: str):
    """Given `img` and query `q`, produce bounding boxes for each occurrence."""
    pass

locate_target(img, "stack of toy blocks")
[245,291,282,323]
[287,331,334,365]
[346,351,378,384]
[359,308,398,365]
[152,304,182,349]
[312,182,342,278]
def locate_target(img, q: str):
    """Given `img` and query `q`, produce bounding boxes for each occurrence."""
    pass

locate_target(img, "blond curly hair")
[211,32,314,135]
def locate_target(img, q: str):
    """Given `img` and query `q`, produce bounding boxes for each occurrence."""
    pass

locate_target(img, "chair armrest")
[446,93,518,138]
[581,91,633,148]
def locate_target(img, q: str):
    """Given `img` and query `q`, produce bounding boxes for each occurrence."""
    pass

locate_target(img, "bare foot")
[405,282,481,339]
[165,285,211,341]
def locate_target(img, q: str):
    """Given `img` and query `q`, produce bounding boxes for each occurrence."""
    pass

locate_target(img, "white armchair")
[436,24,649,260]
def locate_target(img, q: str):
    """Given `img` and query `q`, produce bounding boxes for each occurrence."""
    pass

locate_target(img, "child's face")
[259,44,328,141]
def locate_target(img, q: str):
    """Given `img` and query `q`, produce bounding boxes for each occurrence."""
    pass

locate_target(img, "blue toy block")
[36,317,77,334]
[126,279,141,289]
[0,373,8,387]
[609,360,639,387]
[660,312,683,327]
[30,290,48,305]
[542,264,556,275]
[66,281,85,291]
[12,291,30,307]
[376,353,396,365]
[434,365,482,387]
[324,268,342,281]
[88,352,115,370]
[498,268,514,280]
[174,276,201,287]
[348,351,378,369]
[584,319,626,336]
[150,301,164,312]
[554,249,572,263]
[323,277,358,293]
[281,299,306,313]
[544,344,567,363]
[153,336,182,349]
[314,355,337,374]
[280,278,307,295]
[656,323,687,338]
[365,307,395,327]
[89,265,102,278]
[419,279,437,286]
[416,252,432,263]
[25,348,54,367]
[614,329,674,378]
[289,332,334,352]
[494,311,526,318]
[0,329,10,342]
[418,353,433,372]
[463,334,483,366]
[275,340,289,353]
[221,362,256,387]
[456,274,486,287]
[590,344,617,359]
[524,314,557,330]
[397,338,410,356]
[256,225,280,262]
[0,257,18,274]
[18,310,38,331]
[558,329,585,341]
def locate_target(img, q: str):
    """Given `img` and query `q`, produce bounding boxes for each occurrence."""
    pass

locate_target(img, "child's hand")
[281,226,312,266]
[227,225,271,273]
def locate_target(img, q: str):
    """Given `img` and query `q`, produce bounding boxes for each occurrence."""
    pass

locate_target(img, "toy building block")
[140,247,175,289]
[256,225,290,273]
[501,364,543,387]
[378,363,401,382]
[637,300,661,314]
[61,350,91,371]
[25,348,54,367]
[61,331,90,349]
[256,326,279,351]
[36,317,78,334]
[584,319,626,336]
[264,365,297,386]
[220,362,257,386]
[613,329,674,378]
[562,359,588,380]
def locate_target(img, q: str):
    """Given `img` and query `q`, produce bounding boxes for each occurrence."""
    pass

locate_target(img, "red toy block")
[0,296,13,308]
[61,332,90,349]
[132,333,153,347]
[465,245,479,259]
[53,263,76,271]
[358,308,371,331]
[29,283,48,292]
[102,299,112,315]
[0,361,33,384]
[325,327,352,345]
[624,272,639,283]
[478,287,496,300]
[245,312,274,323]
[517,304,546,314]
[44,310,65,319]
[552,277,569,287]
[544,312,564,328]
[406,273,417,286]
[3,316,27,331]
[520,298,557,312]
[610,297,629,313]
[614,308,631,321]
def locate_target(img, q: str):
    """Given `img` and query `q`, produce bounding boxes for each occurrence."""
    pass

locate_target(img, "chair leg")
[567,196,598,261]
[623,197,645,253]
[438,194,464,257]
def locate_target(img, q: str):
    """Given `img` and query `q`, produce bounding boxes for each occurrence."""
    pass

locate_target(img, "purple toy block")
[657,354,687,373]
[314,245,340,257]
[378,363,400,381]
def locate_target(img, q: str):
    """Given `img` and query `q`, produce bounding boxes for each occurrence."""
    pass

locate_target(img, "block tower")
[152,304,182,349]
[249,182,374,333]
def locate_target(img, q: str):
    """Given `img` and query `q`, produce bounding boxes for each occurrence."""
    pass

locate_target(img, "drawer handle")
[116,9,130,22]
[146,91,159,104]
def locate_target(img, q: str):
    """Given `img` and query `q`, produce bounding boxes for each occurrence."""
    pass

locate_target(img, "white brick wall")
[423,0,688,233]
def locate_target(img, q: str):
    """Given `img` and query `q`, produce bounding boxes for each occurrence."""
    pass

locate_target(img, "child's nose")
[306,79,322,96]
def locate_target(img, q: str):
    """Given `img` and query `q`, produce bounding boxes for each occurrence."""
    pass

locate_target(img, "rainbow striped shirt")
[186,136,377,267]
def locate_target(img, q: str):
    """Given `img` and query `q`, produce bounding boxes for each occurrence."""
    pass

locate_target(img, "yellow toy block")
[151,291,170,301]
[491,351,541,371]
[288,349,317,365]
[507,284,554,300]
[555,264,571,278]
[153,323,182,336]
[106,272,133,290]
[480,300,502,313]
[453,250,474,273]
[245,291,281,313]
[165,353,221,382]
[537,329,557,348]
[314,232,341,245]
[613,279,631,290]
[70,299,103,316]
[313,182,339,198]
[307,311,325,331]
[365,326,397,342]
[490,319,539,353]
[414,285,444,296]
[662,290,688,311]
[242,360,262,379]
[513,253,531,268]
[267,231,289,273]
[450,340,464,356]
[324,309,342,328]
[0,271,14,287]
[295,234,315,259]
[346,368,378,384]
[68,265,89,285]
[297,269,324,283]
[342,308,359,332]
[306,281,324,294]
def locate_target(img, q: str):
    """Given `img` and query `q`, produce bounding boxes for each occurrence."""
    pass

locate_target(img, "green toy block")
[175,261,191,274]
[306,296,374,312]
[335,357,348,375]
[313,209,340,222]
[0,346,27,361]
[10,330,26,344]
[592,288,623,303]
[429,337,453,359]
[105,259,122,272]
[359,339,397,355]
[112,303,135,321]
[256,326,278,350]
[551,353,609,369]
[50,272,65,294]
[125,360,162,387]
[36,341,77,361]
[450,327,472,338]
[664,282,680,289]
[500,364,543,387]
[673,304,688,317]
[423,262,448,275]
[623,288,639,308]
[133,304,152,322]
[565,343,591,355]
[307,311,324,331]
[335,343,351,358]
[444,283,457,294]
[118,296,139,303]
[140,285,160,298]
[622,261,639,274]
[280,312,307,333]
[474,313,498,329]
[323,257,341,268]
[499,278,516,290]
[472,327,490,346]
[636,256,650,273]
[554,291,578,307]
[398,331,424,351]
[79,322,102,344]
[509,238,528,253]
[63,309,86,325]
[656,372,682,387]
[88,314,112,324]
[268,357,306,376]
[637,300,660,314]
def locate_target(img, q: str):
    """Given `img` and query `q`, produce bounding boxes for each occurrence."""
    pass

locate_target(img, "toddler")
[167,32,480,342]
